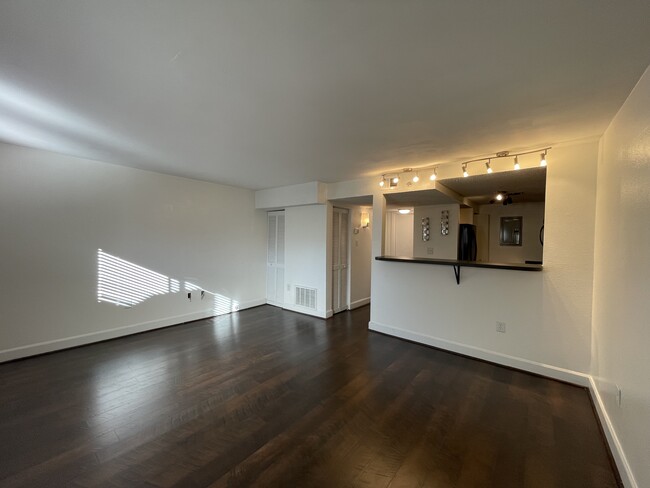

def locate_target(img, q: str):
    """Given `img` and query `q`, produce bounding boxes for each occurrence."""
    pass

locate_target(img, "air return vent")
[295,286,317,309]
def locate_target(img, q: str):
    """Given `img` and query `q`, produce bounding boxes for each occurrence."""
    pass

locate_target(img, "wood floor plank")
[0,305,620,487]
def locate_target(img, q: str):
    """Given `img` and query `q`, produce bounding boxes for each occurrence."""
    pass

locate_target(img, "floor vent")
[295,286,317,309]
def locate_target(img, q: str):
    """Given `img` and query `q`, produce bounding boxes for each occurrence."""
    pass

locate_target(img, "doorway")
[266,210,285,306]
[331,207,350,314]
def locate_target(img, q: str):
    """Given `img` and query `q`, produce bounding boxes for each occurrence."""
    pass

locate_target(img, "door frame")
[266,210,285,307]
[332,206,351,314]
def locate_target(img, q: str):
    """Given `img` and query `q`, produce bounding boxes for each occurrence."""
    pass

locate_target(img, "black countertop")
[375,256,543,272]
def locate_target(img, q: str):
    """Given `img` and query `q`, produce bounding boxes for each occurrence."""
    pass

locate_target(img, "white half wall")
[368,139,599,374]
[591,65,650,488]
[0,142,267,362]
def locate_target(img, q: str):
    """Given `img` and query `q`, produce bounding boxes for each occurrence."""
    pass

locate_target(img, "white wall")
[412,204,460,259]
[0,142,267,362]
[255,181,327,209]
[370,139,599,375]
[384,211,414,256]
[287,141,600,378]
[282,204,329,317]
[478,202,545,264]
[591,66,650,488]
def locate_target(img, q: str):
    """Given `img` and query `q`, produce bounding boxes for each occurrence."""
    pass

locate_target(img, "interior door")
[332,208,349,314]
[266,210,285,306]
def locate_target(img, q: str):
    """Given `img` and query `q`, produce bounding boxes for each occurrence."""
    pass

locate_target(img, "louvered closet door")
[332,208,350,314]
[267,211,285,306]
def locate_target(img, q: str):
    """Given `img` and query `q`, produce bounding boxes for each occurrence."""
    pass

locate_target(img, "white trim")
[588,377,637,488]
[282,303,330,319]
[368,320,637,485]
[0,298,266,363]
[238,298,267,310]
[368,320,590,386]
[349,297,370,310]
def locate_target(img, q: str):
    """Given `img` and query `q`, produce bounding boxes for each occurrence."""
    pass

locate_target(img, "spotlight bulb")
[485,161,493,174]
[430,168,437,181]
[514,156,520,170]
[540,153,547,167]
[412,174,419,183]
[392,176,399,184]
[462,164,469,177]
[496,193,503,201]
[379,179,385,187]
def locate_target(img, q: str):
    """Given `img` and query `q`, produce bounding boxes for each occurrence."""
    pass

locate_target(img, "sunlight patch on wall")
[96,249,240,315]
[184,281,240,317]
[97,249,180,307]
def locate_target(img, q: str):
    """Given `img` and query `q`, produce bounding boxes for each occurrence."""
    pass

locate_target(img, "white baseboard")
[368,320,636,485]
[238,298,267,310]
[368,320,590,386]
[588,377,636,488]
[349,297,370,310]
[282,303,329,319]
[0,298,266,363]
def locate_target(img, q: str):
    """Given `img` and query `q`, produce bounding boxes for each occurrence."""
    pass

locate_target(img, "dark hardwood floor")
[0,305,619,487]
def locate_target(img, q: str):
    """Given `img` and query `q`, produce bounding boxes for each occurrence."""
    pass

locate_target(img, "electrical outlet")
[616,386,622,407]
[496,321,506,333]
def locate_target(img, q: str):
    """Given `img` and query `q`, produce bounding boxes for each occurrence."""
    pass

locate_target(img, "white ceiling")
[385,189,459,208]
[441,167,547,205]
[1,1,649,190]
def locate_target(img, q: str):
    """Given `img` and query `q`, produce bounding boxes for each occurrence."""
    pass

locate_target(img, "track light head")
[514,156,520,170]
[485,161,493,174]
[462,163,468,178]
[540,152,547,167]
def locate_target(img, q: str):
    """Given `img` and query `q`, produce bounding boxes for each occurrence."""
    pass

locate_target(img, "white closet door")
[275,213,285,304]
[267,211,285,306]
[339,210,349,310]
[331,208,349,314]
[332,210,341,312]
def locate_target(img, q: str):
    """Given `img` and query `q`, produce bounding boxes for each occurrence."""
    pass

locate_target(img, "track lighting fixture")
[376,146,550,188]
[496,193,503,201]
